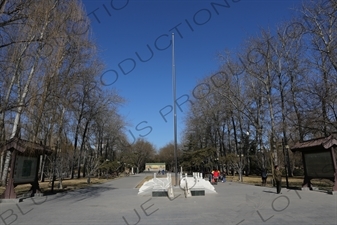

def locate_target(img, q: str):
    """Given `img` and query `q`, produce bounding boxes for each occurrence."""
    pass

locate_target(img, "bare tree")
[1,0,63,184]
[0,0,121,185]
[123,139,156,174]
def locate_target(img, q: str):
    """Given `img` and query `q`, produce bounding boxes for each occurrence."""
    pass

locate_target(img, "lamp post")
[51,141,58,193]
[237,141,243,182]
[285,144,291,178]
[285,142,291,189]
[215,157,219,170]
[172,33,178,186]
[246,131,250,176]
[58,145,63,189]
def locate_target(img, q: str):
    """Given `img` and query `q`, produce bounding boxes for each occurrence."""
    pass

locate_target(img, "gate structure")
[291,135,337,192]
[0,137,52,199]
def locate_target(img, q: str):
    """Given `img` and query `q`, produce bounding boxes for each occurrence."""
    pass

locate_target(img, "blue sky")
[82,0,303,150]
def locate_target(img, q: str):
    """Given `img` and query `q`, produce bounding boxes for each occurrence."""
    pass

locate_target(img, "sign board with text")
[145,163,166,172]
[14,156,38,184]
[304,151,334,178]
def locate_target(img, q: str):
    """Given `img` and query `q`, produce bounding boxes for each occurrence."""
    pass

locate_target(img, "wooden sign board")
[304,151,334,178]
[13,156,38,184]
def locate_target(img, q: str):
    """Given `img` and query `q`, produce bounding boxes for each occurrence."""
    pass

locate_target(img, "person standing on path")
[274,165,282,194]
[211,169,220,184]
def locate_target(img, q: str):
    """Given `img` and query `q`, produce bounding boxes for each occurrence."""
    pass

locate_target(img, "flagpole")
[172,33,178,186]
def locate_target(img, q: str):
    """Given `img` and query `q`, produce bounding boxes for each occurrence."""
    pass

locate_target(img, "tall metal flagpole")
[172,33,178,186]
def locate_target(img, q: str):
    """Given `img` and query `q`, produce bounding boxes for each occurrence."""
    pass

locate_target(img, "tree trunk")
[238,167,243,182]
[290,73,304,141]
[71,111,83,179]
[39,154,47,182]
[77,120,90,178]
[83,153,87,178]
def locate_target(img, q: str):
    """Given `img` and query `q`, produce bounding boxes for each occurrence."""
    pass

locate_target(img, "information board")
[13,156,37,184]
[304,151,334,178]
[145,163,166,172]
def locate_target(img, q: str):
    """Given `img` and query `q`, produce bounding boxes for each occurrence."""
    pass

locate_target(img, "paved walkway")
[0,173,336,225]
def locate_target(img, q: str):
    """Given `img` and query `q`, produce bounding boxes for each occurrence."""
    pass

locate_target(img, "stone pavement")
[0,173,336,225]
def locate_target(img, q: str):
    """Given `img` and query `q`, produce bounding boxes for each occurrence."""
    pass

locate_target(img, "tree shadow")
[26,186,118,204]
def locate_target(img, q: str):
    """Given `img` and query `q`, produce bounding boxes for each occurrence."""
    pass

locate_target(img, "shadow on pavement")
[39,186,118,204]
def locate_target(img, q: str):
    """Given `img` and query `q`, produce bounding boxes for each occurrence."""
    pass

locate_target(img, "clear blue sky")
[82,0,303,150]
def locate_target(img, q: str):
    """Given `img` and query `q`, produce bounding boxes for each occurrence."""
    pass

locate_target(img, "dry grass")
[227,175,334,190]
[227,175,303,185]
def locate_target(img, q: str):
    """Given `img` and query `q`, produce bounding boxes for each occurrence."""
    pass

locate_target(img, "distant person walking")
[261,168,267,186]
[274,165,282,194]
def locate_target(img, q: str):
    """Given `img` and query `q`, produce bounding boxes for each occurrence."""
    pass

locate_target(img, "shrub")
[293,168,304,176]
